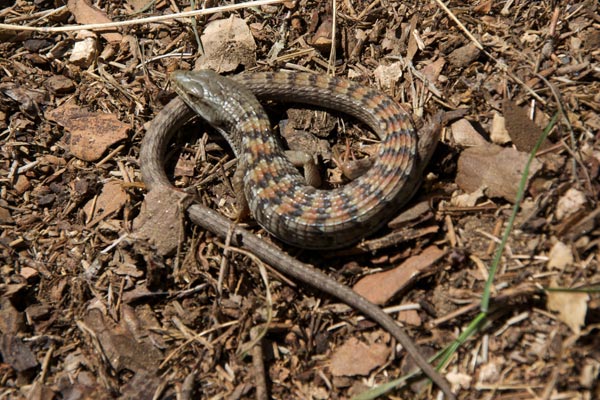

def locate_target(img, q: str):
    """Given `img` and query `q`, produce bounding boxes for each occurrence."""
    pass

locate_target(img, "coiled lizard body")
[165,70,422,249]
[139,70,453,398]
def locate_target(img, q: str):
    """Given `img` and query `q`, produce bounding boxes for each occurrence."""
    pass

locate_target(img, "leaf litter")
[0,1,598,399]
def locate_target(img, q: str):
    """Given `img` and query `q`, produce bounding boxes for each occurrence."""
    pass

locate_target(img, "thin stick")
[0,0,284,33]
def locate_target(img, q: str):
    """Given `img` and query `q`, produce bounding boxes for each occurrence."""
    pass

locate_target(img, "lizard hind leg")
[232,150,320,222]
[285,150,322,188]
[232,162,251,221]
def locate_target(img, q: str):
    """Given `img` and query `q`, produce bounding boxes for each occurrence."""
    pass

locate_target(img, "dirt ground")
[0,1,599,399]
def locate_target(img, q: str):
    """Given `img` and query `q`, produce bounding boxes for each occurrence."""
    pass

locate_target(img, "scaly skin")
[139,70,453,399]
[167,70,420,249]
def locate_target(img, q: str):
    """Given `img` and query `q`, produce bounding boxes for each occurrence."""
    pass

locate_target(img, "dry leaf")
[70,37,97,67]
[547,240,573,270]
[546,281,589,334]
[450,119,488,147]
[353,246,445,305]
[0,334,38,372]
[125,0,152,13]
[373,62,403,90]
[421,57,446,84]
[477,359,502,383]
[134,189,189,256]
[502,100,552,152]
[446,371,472,391]
[174,156,196,178]
[329,337,390,376]
[83,181,128,226]
[451,187,486,208]
[473,0,493,14]
[67,0,122,43]
[555,188,587,221]
[579,361,600,388]
[82,308,162,373]
[490,111,511,144]
[388,200,432,227]
[397,309,421,326]
[448,43,481,67]
[46,103,129,162]
[0,207,13,224]
[311,16,333,52]
[195,17,257,72]
[456,143,542,203]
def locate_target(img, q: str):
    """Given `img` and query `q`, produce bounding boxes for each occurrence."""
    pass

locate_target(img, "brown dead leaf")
[397,309,421,326]
[353,246,445,305]
[450,187,486,208]
[1,82,49,116]
[446,370,473,391]
[133,189,189,256]
[329,337,390,376]
[82,308,162,373]
[311,16,333,52]
[44,75,76,95]
[448,43,481,68]
[473,0,493,14]
[14,175,31,195]
[450,119,488,147]
[125,0,152,13]
[456,143,542,203]
[83,181,128,227]
[388,200,432,227]
[421,57,446,84]
[46,103,129,162]
[67,0,122,43]
[0,206,13,224]
[477,358,503,383]
[195,17,257,72]
[405,15,420,61]
[373,62,403,90]
[547,240,573,271]
[579,360,600,389]
[0,298,25,336]
[555,188,587,221]
[502,100,552,152]
[70,37,97,68]
[546,280,589,334]
[174,156,196,178]
[120,370,163,400]
[19,267,39,280]
[490,111,511,144]
[0,334,38,372]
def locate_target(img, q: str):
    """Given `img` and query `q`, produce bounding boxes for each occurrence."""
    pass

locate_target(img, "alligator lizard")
[139,70,452,398]
[144,70,434,249]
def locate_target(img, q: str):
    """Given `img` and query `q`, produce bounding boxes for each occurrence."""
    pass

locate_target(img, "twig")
[0,0,285,33]
[327,0,337,75]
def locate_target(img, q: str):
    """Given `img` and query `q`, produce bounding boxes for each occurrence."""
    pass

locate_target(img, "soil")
[0,1,599,399]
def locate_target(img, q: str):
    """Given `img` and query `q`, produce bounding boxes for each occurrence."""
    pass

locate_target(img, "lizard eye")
[184,82,206,101]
